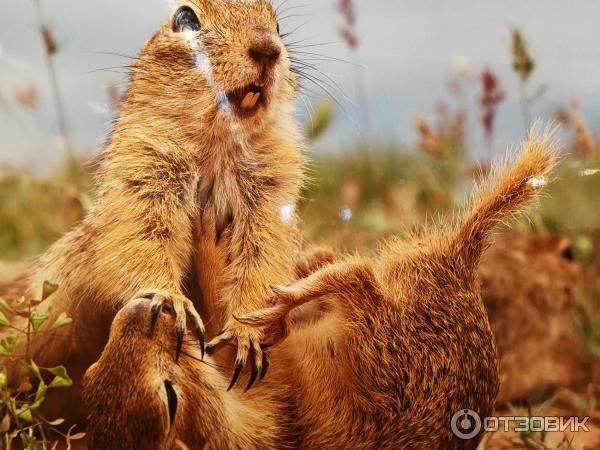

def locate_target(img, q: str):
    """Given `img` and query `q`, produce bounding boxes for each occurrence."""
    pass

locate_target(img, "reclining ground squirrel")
[83,131,558,449]
[0,0,306,422]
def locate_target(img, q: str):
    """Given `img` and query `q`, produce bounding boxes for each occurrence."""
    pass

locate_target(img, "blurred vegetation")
[0,159,91,261]
[301,101,469,251]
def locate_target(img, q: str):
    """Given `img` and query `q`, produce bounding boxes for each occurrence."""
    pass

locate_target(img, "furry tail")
[455,127,558,265]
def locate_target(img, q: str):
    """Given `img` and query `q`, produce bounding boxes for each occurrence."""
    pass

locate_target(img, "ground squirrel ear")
[173,6,200,33]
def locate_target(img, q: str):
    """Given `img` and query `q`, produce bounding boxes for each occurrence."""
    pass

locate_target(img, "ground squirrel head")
[127,0,295,138]
[83,299,210,449]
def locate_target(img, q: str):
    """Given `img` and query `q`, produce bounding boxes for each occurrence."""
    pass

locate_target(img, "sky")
[0,0,599,170]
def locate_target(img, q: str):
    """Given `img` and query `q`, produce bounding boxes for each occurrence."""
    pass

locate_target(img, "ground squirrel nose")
[249,34,281,69]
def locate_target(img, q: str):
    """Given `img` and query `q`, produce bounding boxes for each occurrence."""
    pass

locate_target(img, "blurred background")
[1,1,600,448]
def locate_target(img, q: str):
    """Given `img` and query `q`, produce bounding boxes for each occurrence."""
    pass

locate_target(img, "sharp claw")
[260,352,270,380]
[206,331,230,355]
[187,307,206,359]
[205,343,216,355]
[149,300,162,336]
[228,359,244,391]
[205,340,222,355]
[143,293,207,363]
[199,329,206,360]
[175,322,185,362]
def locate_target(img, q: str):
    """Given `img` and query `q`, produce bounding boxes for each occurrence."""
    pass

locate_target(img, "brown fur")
[481,232,581,403]
[0,0,303,423]
[83,131,558,449]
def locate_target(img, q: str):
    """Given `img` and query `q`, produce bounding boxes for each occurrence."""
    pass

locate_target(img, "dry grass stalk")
[480,68,505,140]
[31,0,73,159]
[511,27,535,82]
[570,99,596,159]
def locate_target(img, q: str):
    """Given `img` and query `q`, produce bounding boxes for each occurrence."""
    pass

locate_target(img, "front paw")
[135,290,206,361]
[205,320,268,392]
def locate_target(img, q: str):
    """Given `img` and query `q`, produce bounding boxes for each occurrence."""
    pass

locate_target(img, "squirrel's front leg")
[90,150,207,360]
[205,263,289,391]
[205,210,297,391]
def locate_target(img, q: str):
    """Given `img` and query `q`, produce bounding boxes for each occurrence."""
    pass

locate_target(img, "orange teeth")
[241,92,260,109]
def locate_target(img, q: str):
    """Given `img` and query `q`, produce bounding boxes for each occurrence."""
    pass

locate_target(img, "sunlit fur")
[83,130,558,449]
[0,0,304,424]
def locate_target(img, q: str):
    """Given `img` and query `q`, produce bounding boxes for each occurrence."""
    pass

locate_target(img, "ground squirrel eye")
[173,6,200,33]
[561,246,575,261]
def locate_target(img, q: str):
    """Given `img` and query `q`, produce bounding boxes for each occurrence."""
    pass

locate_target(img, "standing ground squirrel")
[481,232,581,403]
[83,131,558,449]
[1,0,305,421]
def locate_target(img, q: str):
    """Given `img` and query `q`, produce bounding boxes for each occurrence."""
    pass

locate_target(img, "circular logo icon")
[451,409,482,440]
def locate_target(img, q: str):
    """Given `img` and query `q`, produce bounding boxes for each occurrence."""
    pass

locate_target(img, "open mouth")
[226,83,266,116]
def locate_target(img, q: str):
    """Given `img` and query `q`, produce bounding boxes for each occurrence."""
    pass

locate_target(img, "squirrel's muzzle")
[223,28,284,117]
[248,28,282,73]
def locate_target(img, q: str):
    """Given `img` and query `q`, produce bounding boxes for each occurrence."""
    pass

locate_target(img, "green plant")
[304,100,334,142]
[31,0,73,159]
[0,281,83,449]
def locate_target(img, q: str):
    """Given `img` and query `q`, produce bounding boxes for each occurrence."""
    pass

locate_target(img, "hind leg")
[237,258,382,346]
